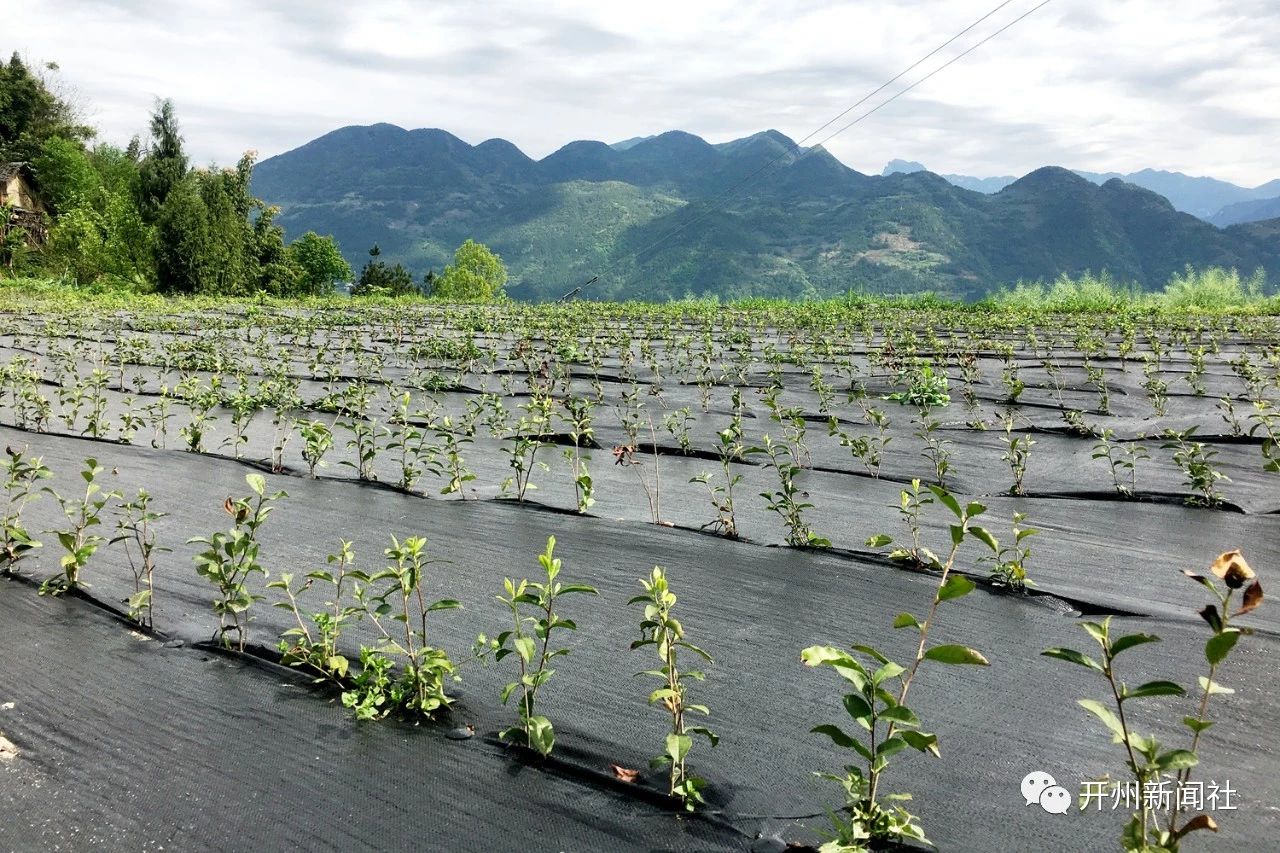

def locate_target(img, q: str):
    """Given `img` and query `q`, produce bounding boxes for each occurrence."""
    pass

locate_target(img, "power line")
[571,0,1052,300]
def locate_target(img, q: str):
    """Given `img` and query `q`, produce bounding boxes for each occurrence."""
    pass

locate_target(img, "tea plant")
[629,567,717,810]
[190,473,286,651]
[748,435,829,548]
[561,396,595,512]
[268,540,362,684]
[805,489,990,849]
[830,406,891,479]
[1161,427,1228,506]
[40,458,116,596]
[1,447,51,573]
[869,478,937,568]
[1043,550,1263,851]
[1248,400,1279,473]
[345,536,460,719]
[476,536,597,756]
[1093,429,1149,498]
[299,418,335,477]
[1000,415,1036,495]
[887,363,950,409]
[977,511,1036,591]
[109,489,168,628]
[435,418,476,497]
[914,408,952,489]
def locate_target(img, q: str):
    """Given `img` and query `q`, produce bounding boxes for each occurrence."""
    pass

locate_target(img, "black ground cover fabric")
[2,307,1279,851]
[1,429,1277,852]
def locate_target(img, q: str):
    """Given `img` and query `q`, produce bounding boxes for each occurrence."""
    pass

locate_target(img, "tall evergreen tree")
[137,99,188,222]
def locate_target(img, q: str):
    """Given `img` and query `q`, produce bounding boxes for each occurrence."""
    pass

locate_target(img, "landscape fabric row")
[1,301,1278,851]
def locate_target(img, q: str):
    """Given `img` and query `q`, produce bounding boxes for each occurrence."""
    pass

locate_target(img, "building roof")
[0,162,34,182]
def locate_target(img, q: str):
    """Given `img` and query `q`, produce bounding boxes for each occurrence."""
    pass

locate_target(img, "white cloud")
[9,0,1279,186]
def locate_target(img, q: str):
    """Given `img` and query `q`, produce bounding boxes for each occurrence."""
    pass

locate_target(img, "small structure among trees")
[1,162,49,246]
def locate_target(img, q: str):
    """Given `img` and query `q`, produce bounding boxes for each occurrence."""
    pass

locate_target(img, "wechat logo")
[1022,771,1071,814]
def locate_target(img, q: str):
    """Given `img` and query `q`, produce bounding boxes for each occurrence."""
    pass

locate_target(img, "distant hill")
[1211,195,1280,227]
[887,160,1280,221]
[251,124,1280,301]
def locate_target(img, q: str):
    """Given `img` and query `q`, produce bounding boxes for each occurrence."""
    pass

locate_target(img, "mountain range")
[252,124,1280,301]
[882,159,1280,222]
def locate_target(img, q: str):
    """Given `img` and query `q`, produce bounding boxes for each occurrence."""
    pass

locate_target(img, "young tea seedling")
[40,458,116,596]
[345,536,460,720]
[1,447,51,574]
[110,489,169,628]
[476,536,598,756]
[805,488,990,849]
[190,473,286,651]
[629,567,717,810]
[1043,550,1263,851]
[268,540,363,684]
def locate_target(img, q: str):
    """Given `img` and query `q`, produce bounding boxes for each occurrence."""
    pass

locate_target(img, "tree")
[352,244,416,296]
[154,176,211,293]
[432,239,506,301]
[137,99,188,222]
[288,231,352,295]
[0,53,93,162]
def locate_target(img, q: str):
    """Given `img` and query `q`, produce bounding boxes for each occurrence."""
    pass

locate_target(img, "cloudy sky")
[11,0,1280,186]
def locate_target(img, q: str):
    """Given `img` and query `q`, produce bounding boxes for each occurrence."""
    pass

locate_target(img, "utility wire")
[568,0,1051,300]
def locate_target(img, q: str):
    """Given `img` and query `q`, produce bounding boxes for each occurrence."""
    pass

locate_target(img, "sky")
[10,0,1280,187]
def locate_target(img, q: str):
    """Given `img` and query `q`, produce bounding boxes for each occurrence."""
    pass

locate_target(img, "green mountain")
[886,159,1280,222]
[1211,195,1280,228]
[252,124,1280,301]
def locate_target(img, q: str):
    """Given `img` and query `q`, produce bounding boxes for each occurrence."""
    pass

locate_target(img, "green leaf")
[865,533,893,548]
[1110,633,1161,656]
[665,732,692,764]
[527,715,555,757]
[1078,699,1126,741]
[842,694,874,724]
[427,599,462,612]
[922,644,989,666]
[893,612,922,630]
[1183,716,1214,734]
[811,723,857,749]
[937,574,975,602]
[928,486,962,518]
[879,705,920,727]
[872,661,905,684]
[1124,680,1184,700]
[513,636,536,664]
[967,525,998,551]
[1155,749,1198,771]
[1205,629,1240,666]
[1042,647,1104,672]
[246,473,266,495]
[899,730,940,757]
